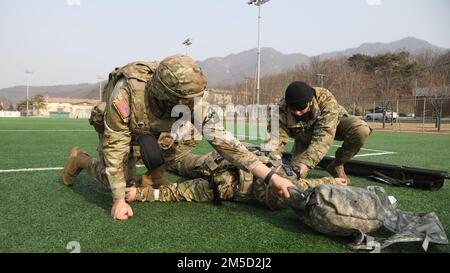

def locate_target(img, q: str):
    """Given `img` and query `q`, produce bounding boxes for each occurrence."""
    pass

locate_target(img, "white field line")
[0,131,396,173]
[0,167,63,173]
[0,131,396,155]
[354,152,397,158]
[327,151,397,159]
[0,130,93,132]
[0,150,397,173]
[0,165,146,174]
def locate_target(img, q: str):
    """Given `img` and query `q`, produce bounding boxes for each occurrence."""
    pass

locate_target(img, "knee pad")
[357,125,372,140]
[138,134,165,171]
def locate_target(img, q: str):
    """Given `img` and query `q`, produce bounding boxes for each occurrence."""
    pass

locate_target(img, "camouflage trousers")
[293,114,372,165]
[84,132,200,190]
[136,152,338,210]
[84,135,138,188]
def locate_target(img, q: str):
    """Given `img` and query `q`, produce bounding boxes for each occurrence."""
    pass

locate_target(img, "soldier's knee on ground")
[354,124,371,144]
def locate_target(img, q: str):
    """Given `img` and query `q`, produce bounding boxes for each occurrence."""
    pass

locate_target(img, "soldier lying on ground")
[62,55,296,221]
[124,149,347,210]
[124,144,448,252]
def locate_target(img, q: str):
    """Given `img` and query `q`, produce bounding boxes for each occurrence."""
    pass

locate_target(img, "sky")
[0,0,449,89]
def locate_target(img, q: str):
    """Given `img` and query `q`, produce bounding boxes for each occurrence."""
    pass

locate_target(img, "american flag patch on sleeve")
[113,98,130,120]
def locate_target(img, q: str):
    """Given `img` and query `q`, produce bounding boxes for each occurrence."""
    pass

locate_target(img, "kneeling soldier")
[267,81,372,184]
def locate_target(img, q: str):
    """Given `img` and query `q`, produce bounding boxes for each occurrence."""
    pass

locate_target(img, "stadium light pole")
[24,70,33,117]
[182,38,193,56]
[248,0,271,105]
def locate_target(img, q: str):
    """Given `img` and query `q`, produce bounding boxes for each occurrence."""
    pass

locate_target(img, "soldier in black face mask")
[266,81,372,184]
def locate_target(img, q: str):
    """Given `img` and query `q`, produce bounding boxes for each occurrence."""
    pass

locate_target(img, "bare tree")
[348,52,420,128]
[16,94,48,116]
[417,50,450,131]
[31,94,47,114]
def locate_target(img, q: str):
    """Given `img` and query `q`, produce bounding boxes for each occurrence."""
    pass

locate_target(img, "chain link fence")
[341,97,450,134]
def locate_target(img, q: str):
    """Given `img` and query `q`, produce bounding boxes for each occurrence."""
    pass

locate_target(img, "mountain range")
[0,37,447,105]
[200,37,446,86]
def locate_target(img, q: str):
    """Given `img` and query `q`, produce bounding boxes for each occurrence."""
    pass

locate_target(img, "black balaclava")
[285,81,314,111]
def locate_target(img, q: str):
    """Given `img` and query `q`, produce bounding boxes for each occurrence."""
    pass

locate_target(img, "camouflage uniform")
[269,87,372,170]
[134,151,339,210]
[80,56,262,200]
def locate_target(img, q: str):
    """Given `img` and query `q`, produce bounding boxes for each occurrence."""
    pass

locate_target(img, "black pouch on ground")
[283,152,449,191]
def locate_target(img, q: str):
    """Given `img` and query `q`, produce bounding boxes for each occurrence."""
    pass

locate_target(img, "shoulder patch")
[113,98,130,120]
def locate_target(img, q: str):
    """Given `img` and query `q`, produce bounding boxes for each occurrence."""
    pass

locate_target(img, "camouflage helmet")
[149,54,207,104]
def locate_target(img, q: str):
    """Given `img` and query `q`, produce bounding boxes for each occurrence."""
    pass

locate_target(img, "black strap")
[372,171,413,187]
[292,166,302,179]
[282,164,293,176]
[264,170,276,186]
[209,176,222,206]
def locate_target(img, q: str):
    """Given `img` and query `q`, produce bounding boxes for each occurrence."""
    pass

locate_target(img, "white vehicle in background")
[365,108,399,121]
[399,113,416,118]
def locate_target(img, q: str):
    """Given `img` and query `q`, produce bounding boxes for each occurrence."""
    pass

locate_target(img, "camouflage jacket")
[102,65,261,199]
[269,87,347,169]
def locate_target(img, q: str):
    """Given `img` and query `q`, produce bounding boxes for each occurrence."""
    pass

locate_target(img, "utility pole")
[24,70,33,117]
[247,0,271,105]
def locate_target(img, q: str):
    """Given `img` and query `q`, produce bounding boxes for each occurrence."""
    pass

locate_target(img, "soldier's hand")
[270,175,297,199]
[125,187,137,203]
[335,178,348,186]
[111,199,134,221]
[298,163,309,178]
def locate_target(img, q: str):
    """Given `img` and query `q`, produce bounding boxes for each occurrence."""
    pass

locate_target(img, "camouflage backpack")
[89,61,159,135]
[289,185,448,252]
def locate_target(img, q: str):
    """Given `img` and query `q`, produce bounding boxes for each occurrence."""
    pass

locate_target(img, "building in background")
[45,98,100,119]
[22,97,100,119]
[0,110,20,117]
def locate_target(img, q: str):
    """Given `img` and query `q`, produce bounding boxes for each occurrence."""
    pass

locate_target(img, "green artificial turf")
[0,118,449,253]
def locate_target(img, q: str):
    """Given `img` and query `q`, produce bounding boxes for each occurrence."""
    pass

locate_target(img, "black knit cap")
[285,81,314,110]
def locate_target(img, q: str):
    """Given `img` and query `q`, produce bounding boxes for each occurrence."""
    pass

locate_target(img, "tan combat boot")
[62,147,92,186]
[140,165,167,188]
[326,160,351,185]
[140,172,154,187]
